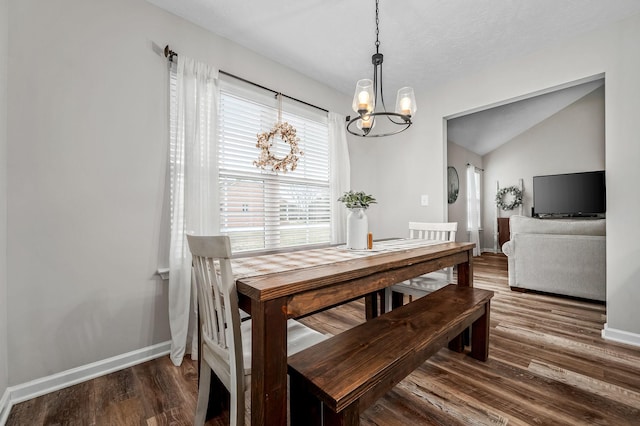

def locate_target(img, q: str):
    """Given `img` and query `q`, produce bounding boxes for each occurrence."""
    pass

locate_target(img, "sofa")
[502,215,606,301]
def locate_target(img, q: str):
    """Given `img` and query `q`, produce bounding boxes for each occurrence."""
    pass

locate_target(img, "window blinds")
[218,79,330,252]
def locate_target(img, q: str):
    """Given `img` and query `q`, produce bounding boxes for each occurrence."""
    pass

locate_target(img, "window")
[218,78,331,252]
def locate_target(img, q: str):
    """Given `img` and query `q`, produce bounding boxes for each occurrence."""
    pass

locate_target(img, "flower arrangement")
[254,122,303,173]
[495,186,523,210]
[338,190,377,209]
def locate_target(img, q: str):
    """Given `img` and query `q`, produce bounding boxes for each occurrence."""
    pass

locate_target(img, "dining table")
[212,238,475,426]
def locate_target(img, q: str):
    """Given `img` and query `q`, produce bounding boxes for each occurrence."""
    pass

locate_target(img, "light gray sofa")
[502,215,606,301]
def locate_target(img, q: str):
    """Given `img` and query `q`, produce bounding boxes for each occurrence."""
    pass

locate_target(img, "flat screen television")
[532,171,606,218]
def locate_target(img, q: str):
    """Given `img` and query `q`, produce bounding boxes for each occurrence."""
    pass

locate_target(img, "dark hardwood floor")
[7,253,640,425]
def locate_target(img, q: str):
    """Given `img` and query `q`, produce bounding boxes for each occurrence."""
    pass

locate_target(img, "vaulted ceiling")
[447,79,605,155]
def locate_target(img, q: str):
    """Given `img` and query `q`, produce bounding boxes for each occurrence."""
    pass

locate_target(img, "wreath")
[496,186,523,210]
[254,122,303,174]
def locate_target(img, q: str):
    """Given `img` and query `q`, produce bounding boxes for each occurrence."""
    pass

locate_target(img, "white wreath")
[496,186,523,210]
[254,122,303,174]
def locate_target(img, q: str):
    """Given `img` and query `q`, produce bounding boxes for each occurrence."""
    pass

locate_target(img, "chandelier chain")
[375,0,380,51]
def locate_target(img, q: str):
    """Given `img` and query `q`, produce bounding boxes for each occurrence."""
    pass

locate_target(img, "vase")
[346,208,368,250]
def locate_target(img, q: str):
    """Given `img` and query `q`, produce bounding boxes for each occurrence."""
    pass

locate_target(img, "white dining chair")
[385,222,458,308]
[187,235,329,426]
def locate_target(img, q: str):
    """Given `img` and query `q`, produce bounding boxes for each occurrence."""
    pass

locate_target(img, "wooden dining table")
[225,239,475,426]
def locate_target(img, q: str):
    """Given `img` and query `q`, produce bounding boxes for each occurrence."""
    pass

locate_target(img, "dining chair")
[385,222,458,308]
[187,235,329,426]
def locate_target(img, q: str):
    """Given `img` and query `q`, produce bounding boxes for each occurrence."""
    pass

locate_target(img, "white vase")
[346,208,368,250]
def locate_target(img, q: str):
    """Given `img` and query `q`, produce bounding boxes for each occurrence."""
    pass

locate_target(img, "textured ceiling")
[147,1,637,154]
[147,0,640,96]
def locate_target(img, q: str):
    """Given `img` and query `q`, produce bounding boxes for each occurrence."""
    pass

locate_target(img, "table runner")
[231,238,444,280]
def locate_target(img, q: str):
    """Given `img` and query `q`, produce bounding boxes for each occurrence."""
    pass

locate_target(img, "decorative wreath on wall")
[495,186,523,210]
[254,121,303,174]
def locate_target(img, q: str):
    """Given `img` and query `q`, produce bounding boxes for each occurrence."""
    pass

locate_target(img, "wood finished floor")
[7,253,640,425]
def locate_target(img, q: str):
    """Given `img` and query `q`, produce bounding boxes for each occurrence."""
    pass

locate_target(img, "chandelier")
[347,0,417,137]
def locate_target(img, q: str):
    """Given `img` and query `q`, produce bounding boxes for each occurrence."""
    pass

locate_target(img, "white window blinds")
[218,78,331,252]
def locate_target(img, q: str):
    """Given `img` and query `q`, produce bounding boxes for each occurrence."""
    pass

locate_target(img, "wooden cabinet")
[498,218,510,250]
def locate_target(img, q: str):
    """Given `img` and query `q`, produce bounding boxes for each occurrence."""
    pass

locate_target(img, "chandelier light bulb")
[395,87,417,117]
[357,114,375,132]
[400,97,411,114]
[352,79,375,114]
[358,91,370,108]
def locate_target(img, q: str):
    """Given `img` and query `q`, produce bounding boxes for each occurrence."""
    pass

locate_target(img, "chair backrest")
[408,222,457,242]
[187,235,244,392]
[408,222,458,282]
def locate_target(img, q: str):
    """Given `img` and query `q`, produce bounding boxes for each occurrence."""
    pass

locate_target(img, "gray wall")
[0,0,8,404]
[350,13,640,339]
[6,0,351,385]
[482,86,605,250]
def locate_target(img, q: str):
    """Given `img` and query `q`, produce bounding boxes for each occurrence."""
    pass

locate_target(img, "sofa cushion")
[509,215,605,236]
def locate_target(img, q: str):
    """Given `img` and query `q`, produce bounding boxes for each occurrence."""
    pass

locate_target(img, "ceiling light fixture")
[347,0,417,137]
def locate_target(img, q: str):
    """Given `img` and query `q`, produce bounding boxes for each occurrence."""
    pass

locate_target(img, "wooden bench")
[287,284,494,426]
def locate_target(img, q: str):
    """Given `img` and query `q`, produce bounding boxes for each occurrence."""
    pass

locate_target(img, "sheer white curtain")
[328,112,351,244]
[168,56,220,366]
[467,164,481,256]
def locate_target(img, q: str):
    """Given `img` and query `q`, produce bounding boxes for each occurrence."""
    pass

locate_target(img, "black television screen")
[533,171,606,217]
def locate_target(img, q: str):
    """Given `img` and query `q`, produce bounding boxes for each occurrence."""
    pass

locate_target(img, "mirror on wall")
[447,166,459,204]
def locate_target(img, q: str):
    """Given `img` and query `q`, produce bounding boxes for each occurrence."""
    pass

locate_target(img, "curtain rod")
[164,45,329,114]
[466,163,485,171]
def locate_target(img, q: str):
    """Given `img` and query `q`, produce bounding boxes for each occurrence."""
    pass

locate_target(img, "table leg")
[365,292,377,320]
[365,290,387,319]
[378,289,388,314]
[289,373,321,426]
[251,297,289,426]
[391,290,404,310]
[457,251,473,287]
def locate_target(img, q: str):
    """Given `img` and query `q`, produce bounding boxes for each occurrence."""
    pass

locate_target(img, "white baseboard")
[0,387,10,426]
[2,341,171,417]
[601,323,640,348]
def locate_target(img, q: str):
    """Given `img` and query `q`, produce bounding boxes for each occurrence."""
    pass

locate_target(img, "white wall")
[0,0,9,404]
[352,13,640,339]
[6,0,351,385]
[347,120,447,240]
[482,86,605,249]
[447,142,483,243]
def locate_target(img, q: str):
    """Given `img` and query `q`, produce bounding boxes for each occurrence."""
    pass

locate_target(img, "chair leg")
[384,288,393,313]
[195,365,211,426]
[229,378,245,426]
